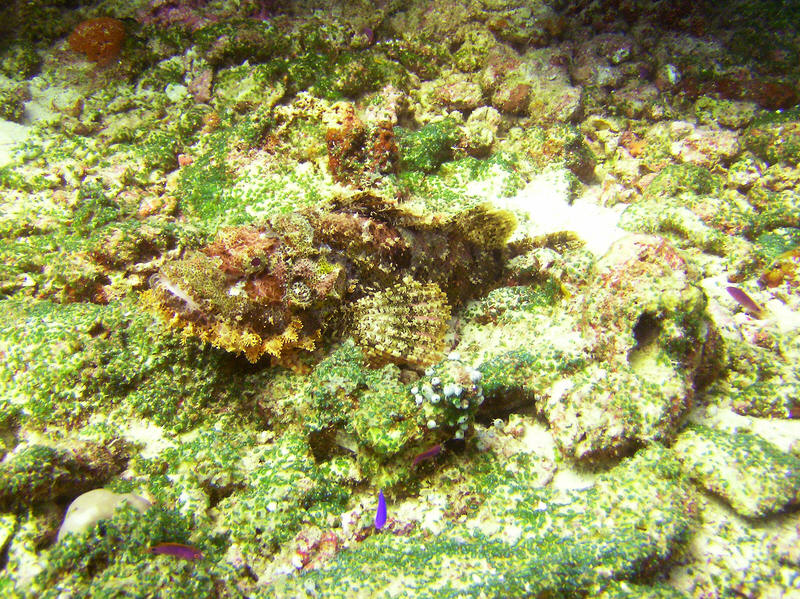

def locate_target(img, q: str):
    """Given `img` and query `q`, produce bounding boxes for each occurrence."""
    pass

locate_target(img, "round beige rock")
[57,489,151,542]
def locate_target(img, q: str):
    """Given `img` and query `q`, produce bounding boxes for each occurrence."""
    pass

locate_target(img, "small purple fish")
[147,542,203,561]
[374,490,387,530]
[726,286,765,318]
[412,444,442,467]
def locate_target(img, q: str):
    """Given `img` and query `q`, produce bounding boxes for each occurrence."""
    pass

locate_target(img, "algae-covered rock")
[286,341,484,489]
[669,488,800,597]
[0,442,130,510]
[590,580,689,599]
[510,123,595,181]
[618,164,749,251]
[216,433,319,560]
[744,110,800,166]
[706,334,800,420]
[214,63,287,112]
[673,424,800,517]
[0,78,29,123]
[0,297,249,432]
[540,235,715,459]
[477,339,588,420]
[270,444,697,598]
[31,503,225,598]
[396,118,461,173]
[694,96,758,130]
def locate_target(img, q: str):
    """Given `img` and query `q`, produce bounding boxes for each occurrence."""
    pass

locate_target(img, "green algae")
[158,427,257,496]
[216,432,325,556]
[673,424,800,517]
[755,228,800,262]
[708,335,800,419]
[479,344,587,412]
[618,164,739,250]
[175,111,331,225]
[0,443,129,510]
[452,28,497,72]
[745,184,800,239]
[744,110,800,165]
[644,164,721,199]
[0,43,41,80]
[511,123,596,182]
[0,81,27,123]
[352,373,416,456]
[296,340,367,435]
[286,341,483,489]
[591,580,689,599]
[694,96,757,129]
[73,180,126,234]
[214,63,286,112]
[310,50,409,100]
[379,38,448,80]
[193,19,292,68]
[177,147,235,222]
[270,445,696,598]
[399,153,527,213]
[396,118,461,174]
[140,130,181,172]
[29,503,235,599]
[0,297,252,433]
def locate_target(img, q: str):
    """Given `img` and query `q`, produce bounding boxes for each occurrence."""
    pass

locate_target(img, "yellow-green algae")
[0,297,250,432]
[673,424,800,518]
[269,445,696,598]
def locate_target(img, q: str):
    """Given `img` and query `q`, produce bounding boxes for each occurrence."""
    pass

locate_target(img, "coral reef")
[1,0,799,596]
[674,424,800,518]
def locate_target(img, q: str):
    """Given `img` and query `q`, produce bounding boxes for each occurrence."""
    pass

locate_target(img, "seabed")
[0,1,799,597]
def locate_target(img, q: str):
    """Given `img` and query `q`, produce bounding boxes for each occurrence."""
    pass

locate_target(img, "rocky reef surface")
[0,0,799,597]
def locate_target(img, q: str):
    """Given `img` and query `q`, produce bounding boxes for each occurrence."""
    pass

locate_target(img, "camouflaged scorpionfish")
[142,191,518,368]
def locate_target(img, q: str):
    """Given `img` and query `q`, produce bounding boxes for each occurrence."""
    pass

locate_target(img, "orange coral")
[68,17,125,65]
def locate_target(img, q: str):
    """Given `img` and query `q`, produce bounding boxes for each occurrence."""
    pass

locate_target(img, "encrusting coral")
[142,191,518,366]
[67,17,126,66]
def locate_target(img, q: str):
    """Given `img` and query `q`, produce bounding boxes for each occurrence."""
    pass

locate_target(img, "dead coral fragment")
[351,276,451,367]
[68,17,126,65]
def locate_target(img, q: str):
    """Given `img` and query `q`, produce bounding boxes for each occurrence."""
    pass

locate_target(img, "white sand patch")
[688,405,800,454]
[120,420,175,459]
[518,418,558,460]
[0,120,28,167]
[498,170,628,257]
[550,467,596,491]
[0,75,70,166]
